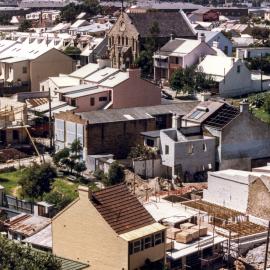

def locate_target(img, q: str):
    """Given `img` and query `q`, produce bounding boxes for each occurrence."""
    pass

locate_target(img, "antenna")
[121,0,124,13]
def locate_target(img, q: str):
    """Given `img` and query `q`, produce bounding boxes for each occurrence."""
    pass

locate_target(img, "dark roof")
[203,103,240,129]
[91,184,155,234]
[128,12,196,38]
[160,39,186,52]
[141,130,160,138]
[192,7,212,14]
[77,102,199,124]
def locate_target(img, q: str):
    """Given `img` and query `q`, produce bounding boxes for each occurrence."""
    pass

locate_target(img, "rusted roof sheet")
[91,184,155,235]
[5,213,51,237]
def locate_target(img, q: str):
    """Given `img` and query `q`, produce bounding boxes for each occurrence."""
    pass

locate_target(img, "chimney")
[170,33,174,40]
[213,41,219,48]
[97,58,110,69]
[78,185,90,200]
[128,66,141,79]
[199,33,206,43]
[200,92,211,102]
[231,57,235,65]
[240,99,249,113]
[172,114,182,129]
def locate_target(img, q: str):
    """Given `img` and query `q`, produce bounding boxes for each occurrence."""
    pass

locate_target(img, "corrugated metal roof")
[77,102,199,124]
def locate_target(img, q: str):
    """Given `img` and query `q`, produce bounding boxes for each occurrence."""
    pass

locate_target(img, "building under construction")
[0,97,28,146]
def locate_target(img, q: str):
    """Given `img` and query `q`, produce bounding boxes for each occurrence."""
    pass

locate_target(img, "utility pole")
[264,221,270,270]
[261,53,263,92]
[48,87,53,152]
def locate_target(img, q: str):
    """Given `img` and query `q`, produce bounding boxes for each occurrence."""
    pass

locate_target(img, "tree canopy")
[0,236,61,270]
[107,161,125,186]
[18,20,32,32]
[19,163,57,199]
[169,66,215,95]
[53,139,86,176]
[135,21,160,77]
[60,0,101,22]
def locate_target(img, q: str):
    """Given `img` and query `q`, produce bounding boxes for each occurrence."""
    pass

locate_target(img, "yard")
[252,107,270,123]
[0,169,25,196]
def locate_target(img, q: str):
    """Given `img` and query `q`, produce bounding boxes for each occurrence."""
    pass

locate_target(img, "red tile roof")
[91,184,155,235]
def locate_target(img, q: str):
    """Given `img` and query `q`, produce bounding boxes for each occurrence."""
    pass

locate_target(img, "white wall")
[203,171,250,212]
[219,60,252,97]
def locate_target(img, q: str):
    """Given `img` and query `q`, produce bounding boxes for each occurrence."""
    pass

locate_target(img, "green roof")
[57,256,89,270]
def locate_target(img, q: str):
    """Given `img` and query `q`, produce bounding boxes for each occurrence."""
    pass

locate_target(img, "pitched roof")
[203,103,240,129]
[91,183,155,234]
[128,11,196,38]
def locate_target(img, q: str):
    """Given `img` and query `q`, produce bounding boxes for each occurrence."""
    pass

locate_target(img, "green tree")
[60,3,78,22]
[107,161,124,186]
[19,163,57,199]
[64,46,81,61]
[18,20,32,32]
[53,139,86,176]
[170,66,214,95]
[0,236,61,270]
[43,179,77,212]
[53,147,70,166]
[263,94,270,113]
[136,21,160,77]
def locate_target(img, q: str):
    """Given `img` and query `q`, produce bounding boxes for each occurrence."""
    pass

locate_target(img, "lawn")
[252,107,270,123]
[0,169,25,195]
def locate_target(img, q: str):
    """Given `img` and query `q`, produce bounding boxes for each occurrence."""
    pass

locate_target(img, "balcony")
[153,54,168,69]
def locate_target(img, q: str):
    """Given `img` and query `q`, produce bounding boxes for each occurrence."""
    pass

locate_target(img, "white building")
[198,55,253,97]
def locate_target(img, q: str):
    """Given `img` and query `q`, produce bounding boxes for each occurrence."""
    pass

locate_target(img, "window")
[126,37,128,46]
[146,138,154,147]
[71,99,76,107]
[42,85,45,91]
[175,57,179,64]
[90,97,95,106]
[22,66,27,74]
[133,240,141,253]
[188,144,194,154]
[99,96,107,102]
[154,232,163,245]
[118,36,120,44]
[122,36,124,45]
[203,143,207,152]
[237,65,241,73]
[144,236,152,249]
[13,130,19,140]
[9,67,12,73]
[165,145,169,155]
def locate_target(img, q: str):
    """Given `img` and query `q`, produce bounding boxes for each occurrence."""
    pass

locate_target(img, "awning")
[153,55,168,60]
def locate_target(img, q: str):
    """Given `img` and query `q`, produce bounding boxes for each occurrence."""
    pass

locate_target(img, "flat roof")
[44,104,76,117]
[167,233,226,260]
[99,72,129,88]
[143,197,199,223]
[120,222,165,241]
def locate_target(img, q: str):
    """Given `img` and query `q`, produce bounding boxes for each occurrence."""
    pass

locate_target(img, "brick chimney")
[128,65,141,79]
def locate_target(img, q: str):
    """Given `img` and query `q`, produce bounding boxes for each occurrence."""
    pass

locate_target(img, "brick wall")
[86,119,156,158]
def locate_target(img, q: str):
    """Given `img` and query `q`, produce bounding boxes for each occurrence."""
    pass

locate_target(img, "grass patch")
[252,107,270,123]
[0,169,25,195]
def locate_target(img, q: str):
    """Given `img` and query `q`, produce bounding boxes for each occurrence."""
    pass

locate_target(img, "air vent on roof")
[101,72,108,77]
[197,106,209,112]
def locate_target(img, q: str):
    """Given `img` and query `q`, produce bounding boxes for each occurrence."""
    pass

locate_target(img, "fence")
[4,195,34,214]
